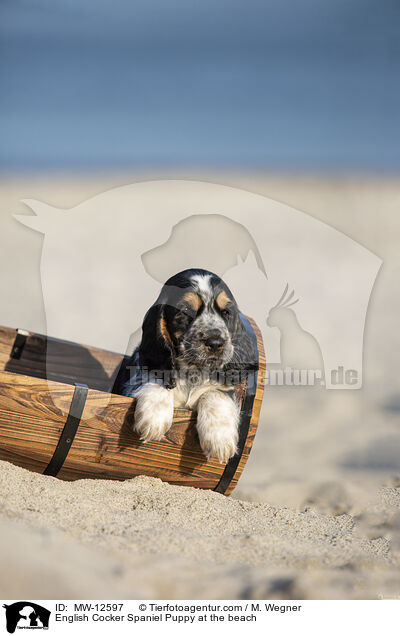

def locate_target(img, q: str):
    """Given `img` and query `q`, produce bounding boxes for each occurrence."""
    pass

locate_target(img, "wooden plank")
[0,372,74,475]
[0,371,226,488]
[0,326,123,391]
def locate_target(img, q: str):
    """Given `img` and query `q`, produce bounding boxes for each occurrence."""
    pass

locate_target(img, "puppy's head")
[139,269,254,385]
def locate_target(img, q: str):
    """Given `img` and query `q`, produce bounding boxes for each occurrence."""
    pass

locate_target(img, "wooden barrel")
[0,316,265,495]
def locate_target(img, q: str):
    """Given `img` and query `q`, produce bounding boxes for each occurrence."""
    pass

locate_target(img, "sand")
[0,173,399,599]
[1,461,400,600]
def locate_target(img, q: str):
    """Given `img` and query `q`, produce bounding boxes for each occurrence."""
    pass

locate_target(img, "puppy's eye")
[179,307,194,321]
[221,308,231,319]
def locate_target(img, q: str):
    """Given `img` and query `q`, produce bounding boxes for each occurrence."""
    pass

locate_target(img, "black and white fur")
[119,269,256,463]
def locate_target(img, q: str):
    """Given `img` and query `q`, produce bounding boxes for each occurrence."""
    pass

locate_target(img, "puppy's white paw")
[133,383,174,442]
[196,391,240,463]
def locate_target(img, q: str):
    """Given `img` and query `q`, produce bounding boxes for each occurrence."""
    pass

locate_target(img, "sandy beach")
[1,462,400,600]
[0,173,399,599]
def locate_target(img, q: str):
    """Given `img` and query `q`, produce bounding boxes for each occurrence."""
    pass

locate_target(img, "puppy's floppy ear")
[138,303,176,388]
[224,314,258,378]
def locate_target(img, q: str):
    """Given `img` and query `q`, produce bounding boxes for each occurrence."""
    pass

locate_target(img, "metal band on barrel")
[10,329,29,360]
[43,383,88,477]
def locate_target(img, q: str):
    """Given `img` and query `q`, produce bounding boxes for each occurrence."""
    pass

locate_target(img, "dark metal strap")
[214,314,259,494]
[43,383,88,477]
[10,329,29,359]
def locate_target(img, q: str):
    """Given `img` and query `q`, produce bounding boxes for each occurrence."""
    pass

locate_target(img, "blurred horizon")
[1,0,399,172]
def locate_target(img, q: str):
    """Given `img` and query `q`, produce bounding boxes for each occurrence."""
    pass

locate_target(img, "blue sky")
[1,0,399,171]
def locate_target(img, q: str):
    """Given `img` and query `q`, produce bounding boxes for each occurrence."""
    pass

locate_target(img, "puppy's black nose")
[204,335,225,352]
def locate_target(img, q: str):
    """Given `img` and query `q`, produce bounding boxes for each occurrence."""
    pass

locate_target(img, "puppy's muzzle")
[203,331,226,353]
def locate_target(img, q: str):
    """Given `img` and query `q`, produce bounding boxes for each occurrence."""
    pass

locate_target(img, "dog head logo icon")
[3,602,50,633]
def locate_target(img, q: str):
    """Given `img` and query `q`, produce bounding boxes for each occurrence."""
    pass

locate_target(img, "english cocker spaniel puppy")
[119,268,256,463]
